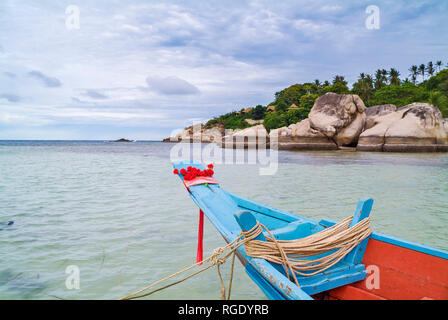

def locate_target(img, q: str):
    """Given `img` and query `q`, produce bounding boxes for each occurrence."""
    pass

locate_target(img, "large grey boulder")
[219,124,269,149]
[308,93,366,146]
[275,119,338,150]
[358,103,448,152]
[365,104,397,129]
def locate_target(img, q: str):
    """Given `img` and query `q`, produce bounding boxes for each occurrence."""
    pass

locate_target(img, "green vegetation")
[205,61,448,131]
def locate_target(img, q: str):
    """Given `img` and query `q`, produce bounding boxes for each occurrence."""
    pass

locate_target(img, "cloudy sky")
[1,0,447,140]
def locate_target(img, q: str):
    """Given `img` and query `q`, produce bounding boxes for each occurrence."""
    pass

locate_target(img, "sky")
[0,0,447,140]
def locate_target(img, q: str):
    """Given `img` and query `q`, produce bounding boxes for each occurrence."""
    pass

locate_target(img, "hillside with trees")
[205,61,448,132]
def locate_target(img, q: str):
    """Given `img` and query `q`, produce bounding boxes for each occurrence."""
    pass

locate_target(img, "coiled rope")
[119,216,371,300]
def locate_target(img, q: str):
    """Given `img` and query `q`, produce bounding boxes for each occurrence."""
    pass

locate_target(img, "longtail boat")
[173,161,448,300]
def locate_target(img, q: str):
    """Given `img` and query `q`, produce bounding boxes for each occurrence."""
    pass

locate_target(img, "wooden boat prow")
[173,161,448,300]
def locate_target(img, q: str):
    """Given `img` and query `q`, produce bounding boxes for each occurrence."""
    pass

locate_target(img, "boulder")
[163,124,225,143]
[365,104,397,129]
[276,119,337,150]
[308,93,366,146]
[201,126,225,143]
[269,126,293,140]
[358,103,448,152]
[219,124,269,149]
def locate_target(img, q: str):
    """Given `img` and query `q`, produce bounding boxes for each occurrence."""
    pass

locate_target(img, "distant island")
[164,60,448,152]
[110,138,135,142]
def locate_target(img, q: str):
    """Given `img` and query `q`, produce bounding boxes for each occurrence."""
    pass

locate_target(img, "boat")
[173,161,448,300]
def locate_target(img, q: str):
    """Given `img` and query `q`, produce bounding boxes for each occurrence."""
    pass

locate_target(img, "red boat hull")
[325,238,448,300]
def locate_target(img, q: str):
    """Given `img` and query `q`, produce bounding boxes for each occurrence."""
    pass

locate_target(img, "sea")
[0,140,447,299]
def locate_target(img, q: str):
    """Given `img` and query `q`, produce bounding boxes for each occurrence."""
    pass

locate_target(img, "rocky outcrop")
[163,124,227,143]
[271,119,337,150]
[163,95,448,153]
[271,93,365,150]
[245,119,264,125]
[358,103,448,152]
[365,104,397,129]
[219,124,269,149]
[308,93,366,147]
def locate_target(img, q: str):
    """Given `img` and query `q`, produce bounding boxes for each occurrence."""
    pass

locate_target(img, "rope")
[119,223,262,300]
[119,216,371,300]
[244,216,372,286]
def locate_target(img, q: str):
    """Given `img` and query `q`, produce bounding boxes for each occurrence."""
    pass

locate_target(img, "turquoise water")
[0,141,447,299]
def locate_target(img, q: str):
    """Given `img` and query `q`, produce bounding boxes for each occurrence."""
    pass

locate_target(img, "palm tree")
[314,79,321,86]
[365,74,373,87]
[374,69,385,90]
[352,73,373,104]
[426,61,435,77]
[419,64,426,81]
[381,69,388,84]
[409,65,418,84]
[388,68,401,86]
[332,75,346,85]
[436,61,442,72]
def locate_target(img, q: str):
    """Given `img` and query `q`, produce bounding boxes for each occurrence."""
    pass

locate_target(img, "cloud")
[4,72,16,78]
[81,89,108,100]
[0,94,20,103]
[1,0,447,140]
[71,97,87,104]
[27,70,62,87]
[145,76,200,95]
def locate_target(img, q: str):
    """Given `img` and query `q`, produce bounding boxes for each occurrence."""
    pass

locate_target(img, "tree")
[370,82,428,107]
[436,61,443,72]
[352,73,374,105]
[419,64,426,81]
[263,112,287,132]
[276,100,288,112]
[374,69,386,89]
[382,69,388,84]
[330,75,349,93]
[332,75,347,86]
[285,108,308,125]
[426,61,435,77]
[409,65,418,84]
[299,93,318,111]
[329,82,350,94]
[388,68,401,86]
[276,84,305,106]
[252,105,265,120]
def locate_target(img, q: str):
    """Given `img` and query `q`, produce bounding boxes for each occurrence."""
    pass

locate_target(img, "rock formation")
[308,93,366,147]
[163,94,448,153]
[365,104,397,129]
[219,124,269,149]
[358,103,448,152]
[271,119,338,150]
[163,124,228,143]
